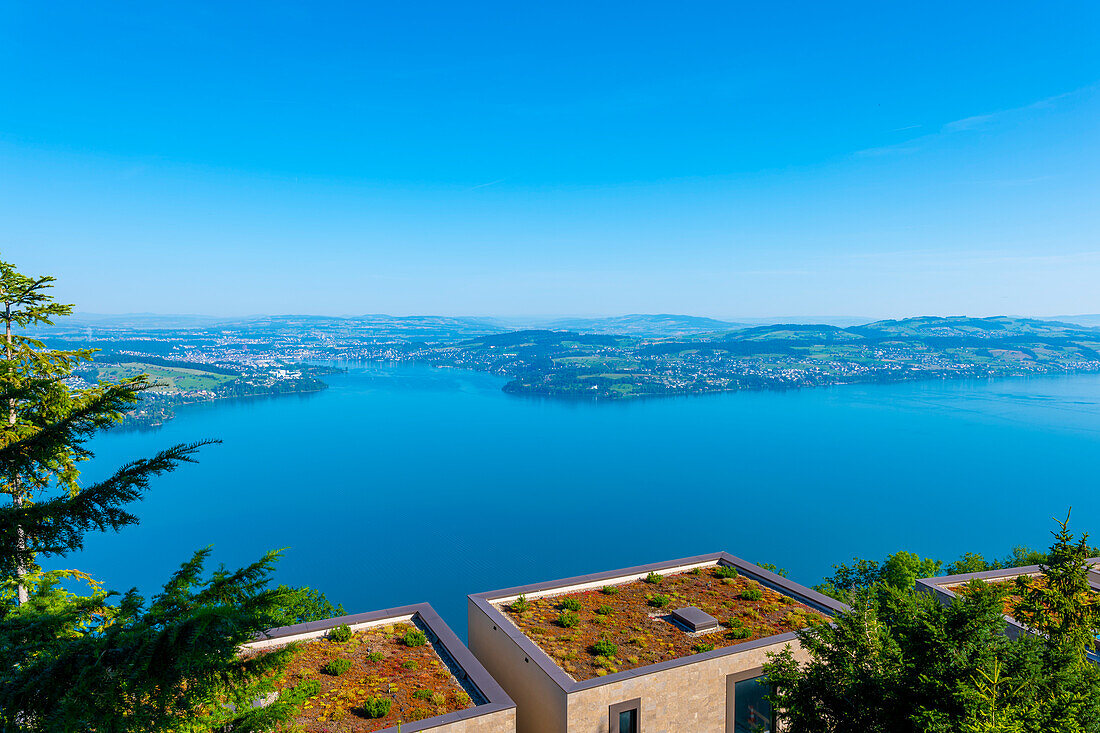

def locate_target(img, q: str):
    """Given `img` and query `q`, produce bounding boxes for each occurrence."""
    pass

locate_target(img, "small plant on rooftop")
[560,597,582,611]
[431,692,446,705]
[358,696,393,719]
[728,617,744,629]
[648,593,670,608]
[557,611,580,628]
[402,659,419,670]
[729,627,751,639]
[714,565,739,579]
[510,594,529,613]
[328,623,353,642]
[693,642,716,653]
[740,588,763,601]
[322,658,352,676]
[644,571,663,584]
[408,708,433,721]
[600,585,619,595]
[367,651,384,662]
[403,629,427,647]
[595,604,613,616]
[282,678,321,704]
[413,689,432,700]
[456,692,472,706]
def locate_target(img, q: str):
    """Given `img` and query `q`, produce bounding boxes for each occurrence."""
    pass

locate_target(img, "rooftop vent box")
[669,606,719,634]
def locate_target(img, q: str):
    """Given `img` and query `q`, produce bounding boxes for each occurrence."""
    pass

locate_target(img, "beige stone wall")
[429,706,517,733]
[468,599,568,733]
[566,640,806,733]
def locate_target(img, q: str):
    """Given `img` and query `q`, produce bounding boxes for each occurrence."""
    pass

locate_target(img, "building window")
[610,698,641,733]
[727,671,773,733]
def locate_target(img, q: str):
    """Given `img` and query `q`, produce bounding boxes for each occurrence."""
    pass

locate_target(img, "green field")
[92,363,236,392]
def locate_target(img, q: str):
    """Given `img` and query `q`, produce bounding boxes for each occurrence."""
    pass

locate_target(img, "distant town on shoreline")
[37,312,1100,426]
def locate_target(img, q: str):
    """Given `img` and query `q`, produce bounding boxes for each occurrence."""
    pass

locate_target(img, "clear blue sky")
[2,1,1098,319]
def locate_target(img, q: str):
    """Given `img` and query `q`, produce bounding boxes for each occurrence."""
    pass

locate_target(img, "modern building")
[467,552,846,733]
[917,559,1100,643]
[245,602,516,733]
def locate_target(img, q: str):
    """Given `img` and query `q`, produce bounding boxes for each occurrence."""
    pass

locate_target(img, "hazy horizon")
[47,309,1100,325]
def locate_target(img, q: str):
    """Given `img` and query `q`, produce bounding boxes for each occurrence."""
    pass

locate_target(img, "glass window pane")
[618,708,637,733]
[734,677,772,733]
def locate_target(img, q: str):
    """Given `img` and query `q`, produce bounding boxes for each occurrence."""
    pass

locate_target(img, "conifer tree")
[0,260,306,731]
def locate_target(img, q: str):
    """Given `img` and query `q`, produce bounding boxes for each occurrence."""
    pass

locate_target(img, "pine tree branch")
[0,442,216,573]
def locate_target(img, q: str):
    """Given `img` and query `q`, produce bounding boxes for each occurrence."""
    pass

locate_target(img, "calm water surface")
[74,364,1100,636]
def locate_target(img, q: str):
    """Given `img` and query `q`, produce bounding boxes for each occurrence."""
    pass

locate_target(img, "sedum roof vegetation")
[499,565,826,681]
[949,574,1051,620]
[256,621,475,732]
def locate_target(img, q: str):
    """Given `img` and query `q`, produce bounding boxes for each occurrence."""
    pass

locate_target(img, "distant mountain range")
[50,312,1100,340]
[1048,314,1100,328]
[514,314,745,336]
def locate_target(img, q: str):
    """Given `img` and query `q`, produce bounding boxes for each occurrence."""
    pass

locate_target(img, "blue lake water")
[73,364,1100,637]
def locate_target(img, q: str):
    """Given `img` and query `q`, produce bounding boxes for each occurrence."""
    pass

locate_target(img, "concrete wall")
[244,612,417,651]
[469,597,568,733]
[428,707,517,733]
[565,641,805,733]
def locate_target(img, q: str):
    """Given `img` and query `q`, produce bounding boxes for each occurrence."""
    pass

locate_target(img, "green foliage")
[413,688,432,700]
[815,557,882,601]
[560,597,582,611]
[727,617,744,628]
[591,638,618,657]
[0,549,298,732]
[558,610,580,628]
[740,588,763,601]
[880,551,942,591]
[961,658,1029,733]
[328,623,353,642]
[282,677,321,704]
[431,691,445,705]
[456,691,471,706]
[648,593,670,608]
[644,571,663,584]
[510,594,529,612]
[0,261,313,732]
[714,565,739,579]
[402,659,419,670]
[323,658,353,676]
[756,562,789,578]
[819,546,1063,604]
[764,516,1100,733]
[367,651,384,662]
[600,585,619,595]
[946,547,1053,576]
[359,696,392,718]
[815,551,942,603]
[693,642,716,653]
[271,585,345,627]
[596,604,613,616]
[728,627,751,639]
[403,628,428,647]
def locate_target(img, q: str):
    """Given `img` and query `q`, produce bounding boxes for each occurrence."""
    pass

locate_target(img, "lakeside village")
[63,358,339,429]
[42,314,1100,424]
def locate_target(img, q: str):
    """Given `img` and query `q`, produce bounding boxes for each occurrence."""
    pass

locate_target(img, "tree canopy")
[766,514,1100,733]
[0,259,338,731]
